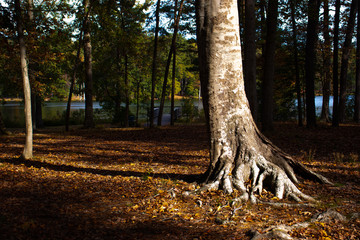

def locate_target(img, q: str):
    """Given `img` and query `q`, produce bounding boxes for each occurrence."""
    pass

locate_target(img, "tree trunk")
[124,54,129,127]
[290,0,303,127]
[35,95,43,128]
[305,0,320,128]
[320,0,331,123]
[261,0,278,132]
[157,0,185,126]
[15,0,33,160]
[355,4,360,123]
[196,0,330,202]
[332,0,341,127]
[244,0,257,122]
[83,0,94,128]
[0,111,9,135]
[170,0,178,126]
[150,0,161,128]
[339,0,358,123]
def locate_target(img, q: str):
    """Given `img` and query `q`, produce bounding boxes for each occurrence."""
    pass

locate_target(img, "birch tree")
[195,0,330,202]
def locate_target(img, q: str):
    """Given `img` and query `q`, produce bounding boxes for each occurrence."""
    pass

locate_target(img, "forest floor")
[0,122,359,239]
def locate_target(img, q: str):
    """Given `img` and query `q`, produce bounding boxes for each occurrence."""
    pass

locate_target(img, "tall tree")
[157,0,185,126]
[195,0,329,202]
[149,0,161,128]
[244,0,257,121]
[83,0,94,128]
[261,0,278,131]
[15,0,33,160]
[355,3,360,123]
[339,0,358,122]
[332,0,341,127]
[290,0,303,126]
[0,111,9,135]
[170,0,179,126]
[320,0,331,122]
[305,0,320,128]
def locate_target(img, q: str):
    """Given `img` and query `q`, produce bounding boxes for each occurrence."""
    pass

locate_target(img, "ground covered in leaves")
[0,122,359,239]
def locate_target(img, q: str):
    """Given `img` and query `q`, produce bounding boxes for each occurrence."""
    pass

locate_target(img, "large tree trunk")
[305,0,320,128]
[195,0,329,203]
[261,0,278,132]
[355,4,360,123]
[332,0,341,127]
[244,0,257,122]
[170,0,178,126]
[339,0,358,123]
[320,0,331,123]
[83,0,94,128]
[149,0,161,128]
[15,0,33,160]
[290,0,303,126]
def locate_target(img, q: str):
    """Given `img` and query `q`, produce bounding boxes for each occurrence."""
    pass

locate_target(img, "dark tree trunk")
[170,0,178,126]
[83,0,94,128]
[35,95,43,128]
[158,0,184,126]
[355,4,360,123]
[290,0,303,126]
[305,0,320,128]
[339,0,358,123]
[244,0,257,122]
[320,0,331,122]
[150,0,161,128]
[332,0,341,127]
[15,0,33,160]
[0,111,9,135]
[195,0,329,202]
[124,54,129,127]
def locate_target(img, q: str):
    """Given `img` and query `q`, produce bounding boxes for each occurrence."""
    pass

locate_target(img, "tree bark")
[15,0,33,160]
[339,0,358,122]
[150,0,161,128]
[0,111,9,135]
[196,0,329,202]
[320,0,331,123]
[355,4,360,123]
[261,0,278,132]
[244,0,257,122]
[305,0,320,128]
[157,0,184,126]
[332,0,341,127]
[124,54,129,127]
[170,0,178,126]
[290,0,303,126]
[83,0,94,128]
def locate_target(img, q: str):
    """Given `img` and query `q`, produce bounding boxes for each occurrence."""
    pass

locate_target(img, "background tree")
[355,3,360,123]
[305,0,320,128]
[195,0,329,202]
[333,0,341,127]
[339,0,358,123]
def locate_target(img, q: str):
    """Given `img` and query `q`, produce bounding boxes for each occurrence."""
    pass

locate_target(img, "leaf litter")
[0,123,359,239]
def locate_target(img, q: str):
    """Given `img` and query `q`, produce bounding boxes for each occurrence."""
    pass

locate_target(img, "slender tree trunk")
[339,0,358,122]
[195,0,329,202]
[158,0,185,126]
[170,0,178,126]
[65,29,84,131]
[83,0,94,128]
[320,0,331,122]
[124,54,129,127]
[0,111,9,135]
[305,0,320,128]
[355,4,360,123]
[15,0,33,160]
[290,0,303,126]
[244,0,257,122]
[136,80,140,126]
[332,0,341,127]
[35,95,43,128]
[261,0,278,132]
[150,0,161,128]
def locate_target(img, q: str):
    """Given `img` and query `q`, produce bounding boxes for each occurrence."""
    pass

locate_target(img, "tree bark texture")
[339,0,358,122]
[196,0,329,202]
[332,0,341,127]
[150,0,161,128]
[305,0,320,128]
[320,0,331,123]
[244,0,257,122]
[355,4,360,123]
[261,0,278,132]
[290,0,303,126]
[15,0,33,160]
[83,0,94,128]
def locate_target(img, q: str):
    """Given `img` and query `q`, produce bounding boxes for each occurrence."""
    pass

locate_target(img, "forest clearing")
[0,123,359,239]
